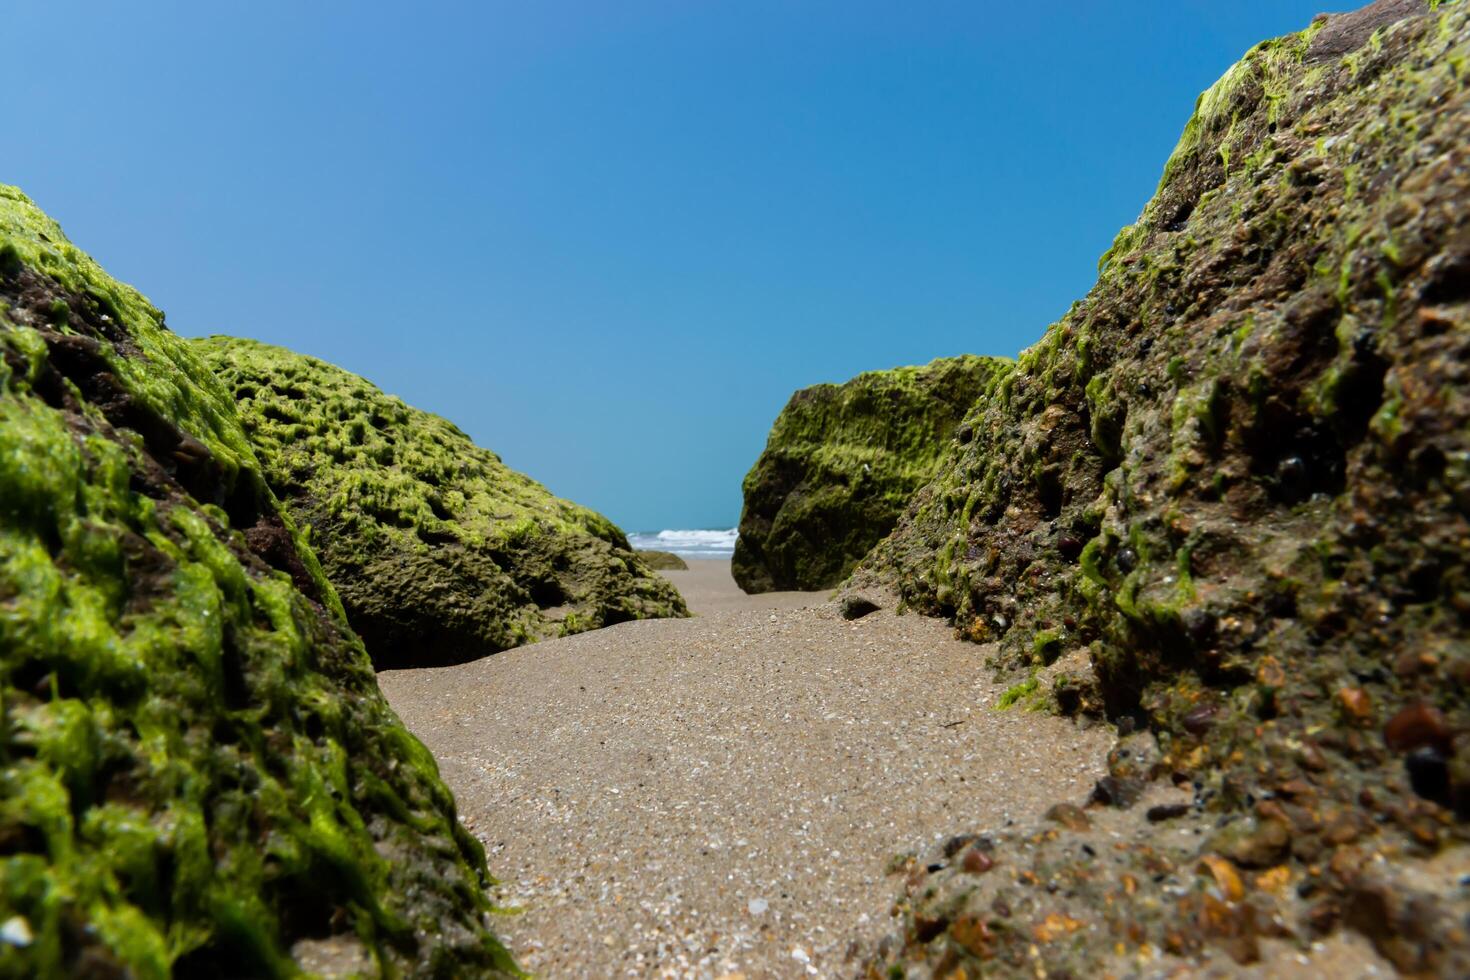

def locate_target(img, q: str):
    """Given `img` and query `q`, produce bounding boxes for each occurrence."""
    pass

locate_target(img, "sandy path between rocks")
[378,561,1112,978]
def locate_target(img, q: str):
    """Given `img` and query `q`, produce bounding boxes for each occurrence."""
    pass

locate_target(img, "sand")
[378,559,1113,977]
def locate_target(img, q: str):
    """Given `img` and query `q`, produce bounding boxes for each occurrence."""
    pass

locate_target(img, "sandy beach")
[378,560,1113,977]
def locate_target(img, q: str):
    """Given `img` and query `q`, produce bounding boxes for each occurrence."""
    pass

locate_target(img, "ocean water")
[628,528,738,559]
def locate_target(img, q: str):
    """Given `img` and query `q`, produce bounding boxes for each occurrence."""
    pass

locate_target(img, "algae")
[193,337,687,669]
[733,355,1007,593]
[0,186,517,977]
[859,1,1470,973]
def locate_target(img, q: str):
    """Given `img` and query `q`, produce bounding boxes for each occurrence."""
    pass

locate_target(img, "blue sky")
[8,1,1328,530]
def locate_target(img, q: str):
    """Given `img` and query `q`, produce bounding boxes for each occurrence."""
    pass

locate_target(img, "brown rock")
[1197,855,1246,901]
[1337,687,1375,726]
[1383,701,1452,755]
[961,849,995,875]
[1044,802,1092,831]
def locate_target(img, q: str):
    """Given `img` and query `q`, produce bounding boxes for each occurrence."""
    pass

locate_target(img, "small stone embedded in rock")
[1044,802,1092,831]
[941,833,981,858]
[1197,855,1246,902]
[1222,819,1291,869]
[1337,687,1374,725]
[1182,703,1219,736]
[1090,775,1144,809]
[747,898,768,915]
[1383,701,1452,755]
[1147,803,1191,822]
[962,848,995,874]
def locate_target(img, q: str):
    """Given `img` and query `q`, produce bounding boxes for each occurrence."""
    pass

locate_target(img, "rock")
[1041,648,1103,716]
[839,592,882,620]
[732,355,1007,593]
[1146,803,1191,822]
[0,187,515,976]
[1197,856,1246,902]
[1383,701,1452,754]
[636,549,689,570]
[1337,687,1375,726]
[194,337,688,668]
[1219,820,1292,870]
[961,849,995,874]
[941,834,983,858]
[865,2,1470,972]
[1182,703,1220,736]
[1306,0,1428,62]
[1089,776,1144,809]
[1044,803,1092,831]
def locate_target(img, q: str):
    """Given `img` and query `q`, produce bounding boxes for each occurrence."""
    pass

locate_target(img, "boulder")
[0,186,515,977]
[732,355,1006,593]
[861,2,1470,973]
[194,337,688,669]
[635,549,689,571]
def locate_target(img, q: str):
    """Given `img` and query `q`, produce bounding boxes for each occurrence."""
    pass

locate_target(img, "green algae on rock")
[732,355,1007,594]
[635,549,689,571]
[0,186,517,978]
[193,337,687,669]
[858,1,1470,973]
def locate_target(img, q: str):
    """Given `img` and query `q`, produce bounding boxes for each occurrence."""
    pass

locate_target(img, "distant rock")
[194,337,688,668]
[0,186,515,976]
[732,355,1007,593]
[636,549,689,570]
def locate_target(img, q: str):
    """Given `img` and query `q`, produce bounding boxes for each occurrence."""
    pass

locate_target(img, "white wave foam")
[629,528,738,557]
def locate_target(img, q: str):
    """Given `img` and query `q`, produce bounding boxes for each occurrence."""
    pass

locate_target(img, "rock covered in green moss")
[859,1,1470,973]
[636,549,689,571]
[0,187,516,977]
[731,355,1006,593]
[192,337,687,669]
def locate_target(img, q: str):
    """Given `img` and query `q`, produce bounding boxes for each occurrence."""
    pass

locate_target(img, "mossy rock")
[192,337,687,669]
[860,1,1470,974]
[636,549,689,571]
[0,186,516,977]
[732,355,1007,593]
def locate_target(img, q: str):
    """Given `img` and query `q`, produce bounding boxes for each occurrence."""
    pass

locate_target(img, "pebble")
[1146,803,1191,822]
[1383,701,1451,754]
[1045,802,1092,831]
[748,898,768,915]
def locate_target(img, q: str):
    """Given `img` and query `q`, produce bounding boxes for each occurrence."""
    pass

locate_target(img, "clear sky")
[8,0,1329,531]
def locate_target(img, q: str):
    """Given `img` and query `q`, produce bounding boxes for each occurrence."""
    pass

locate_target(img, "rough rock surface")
[635,548,689,571]
[733,355,1006,594]
[0,187,515,977]
[194,337,687,669]
[855,2,1470,974]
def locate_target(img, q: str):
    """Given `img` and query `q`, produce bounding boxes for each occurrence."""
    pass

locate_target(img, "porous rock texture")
[635,549,690,571]
[0,187,516,976]
[194,337,688,669]
[856,2,1470,974]
[733,355,1007,593]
